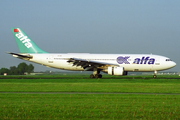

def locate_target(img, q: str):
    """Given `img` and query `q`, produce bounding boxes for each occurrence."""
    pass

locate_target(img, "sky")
[0,0,180,72]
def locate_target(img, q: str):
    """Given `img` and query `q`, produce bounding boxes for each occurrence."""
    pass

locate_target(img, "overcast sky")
[0,0,180,72]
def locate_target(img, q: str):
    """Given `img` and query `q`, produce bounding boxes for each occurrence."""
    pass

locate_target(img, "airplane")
[8,28,176,78]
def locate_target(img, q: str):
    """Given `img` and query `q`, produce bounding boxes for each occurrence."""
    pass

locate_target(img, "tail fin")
[11,28,47,53]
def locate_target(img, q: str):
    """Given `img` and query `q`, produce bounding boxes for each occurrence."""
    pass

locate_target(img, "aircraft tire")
[153,75,157,78]
[95,74,99,78]
[94,74,102,78]
[90,74,94,78]
[99,74,102,78]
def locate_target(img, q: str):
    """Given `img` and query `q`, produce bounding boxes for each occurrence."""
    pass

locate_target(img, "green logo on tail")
[11,28,48,53]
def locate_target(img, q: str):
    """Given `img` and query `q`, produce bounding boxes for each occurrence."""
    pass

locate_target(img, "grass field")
[0,74,180,119]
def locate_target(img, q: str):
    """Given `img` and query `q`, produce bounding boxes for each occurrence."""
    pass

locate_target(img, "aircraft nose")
[172,61,176,67]
[170,61,176,68]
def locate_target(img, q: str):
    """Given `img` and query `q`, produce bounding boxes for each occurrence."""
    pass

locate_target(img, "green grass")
[1,82,180,93]
[0,75,180,93]
[0,74,180,119]
[0,94,180,119]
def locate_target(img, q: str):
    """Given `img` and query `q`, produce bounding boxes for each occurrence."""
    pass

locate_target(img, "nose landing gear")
[153,71,157,78]
[153,75,157,78]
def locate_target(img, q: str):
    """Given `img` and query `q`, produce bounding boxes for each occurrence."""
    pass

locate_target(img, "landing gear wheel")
[95,74,99,78]
[99,74,102,78]
[153,75,157,78]
[95,74,102,78]
[90,74,94,78]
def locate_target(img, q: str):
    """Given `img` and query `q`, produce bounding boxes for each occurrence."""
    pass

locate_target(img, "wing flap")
[67,58,119,71]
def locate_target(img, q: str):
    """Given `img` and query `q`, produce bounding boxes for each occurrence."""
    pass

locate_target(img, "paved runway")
[0,92,180,95]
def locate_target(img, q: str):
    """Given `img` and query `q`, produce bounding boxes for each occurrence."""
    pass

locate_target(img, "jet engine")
[107,67,127,76]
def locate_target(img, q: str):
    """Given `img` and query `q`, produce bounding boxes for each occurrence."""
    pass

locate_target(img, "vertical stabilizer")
[11,28,47,53]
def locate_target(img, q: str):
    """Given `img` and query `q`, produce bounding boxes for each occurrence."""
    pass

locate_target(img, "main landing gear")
[90,74,102,78]
[90,69,102,78]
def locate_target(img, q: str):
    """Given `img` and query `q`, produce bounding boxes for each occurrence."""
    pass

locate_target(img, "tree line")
[0,62,34,75]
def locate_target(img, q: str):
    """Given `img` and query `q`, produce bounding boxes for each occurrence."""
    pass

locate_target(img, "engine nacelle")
[108,67,127,76]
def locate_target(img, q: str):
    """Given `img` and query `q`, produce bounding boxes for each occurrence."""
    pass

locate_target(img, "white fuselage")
[26,53,176,72]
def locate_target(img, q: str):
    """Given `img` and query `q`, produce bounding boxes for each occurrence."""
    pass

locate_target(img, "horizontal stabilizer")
[7,52,33,59]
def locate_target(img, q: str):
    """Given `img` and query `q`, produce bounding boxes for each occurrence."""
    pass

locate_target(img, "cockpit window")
[166,59,172,61]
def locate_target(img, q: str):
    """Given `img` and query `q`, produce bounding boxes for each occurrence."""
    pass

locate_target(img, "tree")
[0,62,34,75]
[9,66,18,75]
[0,68,10,75]
[27,64,34,74]
[17,62,28,75]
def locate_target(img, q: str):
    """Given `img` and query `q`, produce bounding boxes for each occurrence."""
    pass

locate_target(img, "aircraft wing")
[7,52,33,59]
[67,58,119,71]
